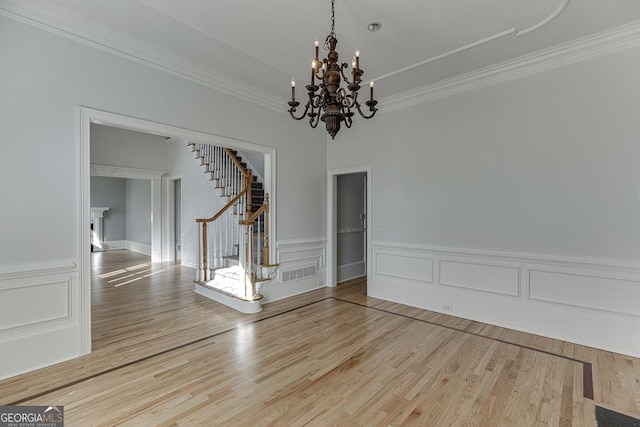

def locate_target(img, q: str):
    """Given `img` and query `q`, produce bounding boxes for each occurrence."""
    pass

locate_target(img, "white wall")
[328,47,640,356]
[166,141,226,269]
[91,124,168,171]
[90,176,152,253]
[125,179,151,247]
[0,15,326,379]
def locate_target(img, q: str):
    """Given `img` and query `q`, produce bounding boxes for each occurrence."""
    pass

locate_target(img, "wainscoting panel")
[529,269,640,317]
[277,238,326,266]
[370,241,640,357]
[0,279,70,331]
[264,238,327,303]
[0,260,81,380]
[375,251,433,283]
[440,260,520,297]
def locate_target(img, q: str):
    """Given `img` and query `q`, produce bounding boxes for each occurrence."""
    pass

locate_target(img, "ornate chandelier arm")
[339,63,355,86]
[337,87,357,108]
[355,99,378,119]
[289,81,322,120]
[340,103,354,128]
[288,100,311,121]
[308,110,321,128]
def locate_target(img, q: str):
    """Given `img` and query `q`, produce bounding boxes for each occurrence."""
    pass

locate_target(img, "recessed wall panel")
[376,252,433,283]
[529,270,640,317]
[0,281,70,331]
[440,260,520,296]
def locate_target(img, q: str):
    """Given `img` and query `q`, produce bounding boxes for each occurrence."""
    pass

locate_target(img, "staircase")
[186,142,277,313]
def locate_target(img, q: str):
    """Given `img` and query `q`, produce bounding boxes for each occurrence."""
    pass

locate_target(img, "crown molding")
[3,1,640,115]
[515,0,569,36]
[375,0,569,82]
[90,164,166,180]
[381,19,640,112]
[0,0,286,113]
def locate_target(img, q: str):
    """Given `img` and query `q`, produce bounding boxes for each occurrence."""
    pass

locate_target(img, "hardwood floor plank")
[1,250,639,425]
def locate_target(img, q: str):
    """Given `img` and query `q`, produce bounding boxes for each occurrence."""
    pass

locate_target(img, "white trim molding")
[327,165,373,288]
[276,237,327,266]
[79,107,278,364]
[3,0,640,116]
[126,241,152,257]
[370,241,640,358]
[91,165,165,180]
[380,20,640,112]
[0,259,80,380]
[0,259,77,280]
[261,238,328,303]
[0,0,285,113]
[374,0,570,82]
[337,260,366,283]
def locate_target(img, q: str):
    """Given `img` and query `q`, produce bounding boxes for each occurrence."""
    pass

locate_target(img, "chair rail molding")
[370,240,640,357]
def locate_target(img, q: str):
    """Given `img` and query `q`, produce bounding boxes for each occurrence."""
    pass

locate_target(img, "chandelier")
[288,0,378,139]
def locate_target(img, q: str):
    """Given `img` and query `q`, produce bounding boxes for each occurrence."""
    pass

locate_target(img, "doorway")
[78,107,278,355]
[166,176,182,263]
[336,172,367,283]
[327,166,372,289]
[174,179,182,262]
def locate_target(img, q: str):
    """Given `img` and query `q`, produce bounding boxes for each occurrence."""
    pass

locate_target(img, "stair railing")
[239,194,272,291]
[193,143,272,301]
[196,185,248,281]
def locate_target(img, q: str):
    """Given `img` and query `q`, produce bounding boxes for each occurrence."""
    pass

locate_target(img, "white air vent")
[281,265,317,283]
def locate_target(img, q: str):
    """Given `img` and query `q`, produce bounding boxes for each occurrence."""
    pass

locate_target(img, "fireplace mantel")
[90,207,109,251]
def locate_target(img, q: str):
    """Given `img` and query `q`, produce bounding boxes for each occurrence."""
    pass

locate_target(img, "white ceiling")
[5,0,640,107]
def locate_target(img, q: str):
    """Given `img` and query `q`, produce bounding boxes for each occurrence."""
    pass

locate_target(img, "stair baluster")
[191,142,277,304]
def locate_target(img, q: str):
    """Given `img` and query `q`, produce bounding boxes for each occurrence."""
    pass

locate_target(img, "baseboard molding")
[100,240,151,256]
[371,241,640,357]
[261,275,326,304]
[102,240,127,251]
[0,259,81,379]
[194,283,262,314]
[126,241,151,256]
[337,260,366,283]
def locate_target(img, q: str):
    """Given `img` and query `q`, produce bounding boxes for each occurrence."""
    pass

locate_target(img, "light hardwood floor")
[1,250,639,426]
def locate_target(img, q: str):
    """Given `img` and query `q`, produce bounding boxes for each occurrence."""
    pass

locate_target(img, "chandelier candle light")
[288,0,378,139]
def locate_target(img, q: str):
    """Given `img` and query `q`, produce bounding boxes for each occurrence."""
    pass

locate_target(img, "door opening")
[327,166,372,289]
[174,178,182,262]
[336,172,367,284]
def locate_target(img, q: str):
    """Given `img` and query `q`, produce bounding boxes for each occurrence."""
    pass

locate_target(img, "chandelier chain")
[324,0,337,49]
[330,0,335,36]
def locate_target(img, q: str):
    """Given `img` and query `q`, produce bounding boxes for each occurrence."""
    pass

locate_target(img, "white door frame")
[326,165,372,288]
[164,174,182,262]
[78,106,277,354]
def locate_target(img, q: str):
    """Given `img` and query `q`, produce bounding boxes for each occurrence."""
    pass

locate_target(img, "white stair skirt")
[195,265,262,314]
[195,287,262,315]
